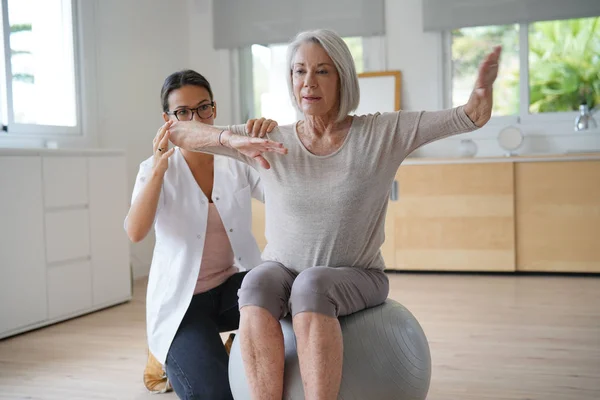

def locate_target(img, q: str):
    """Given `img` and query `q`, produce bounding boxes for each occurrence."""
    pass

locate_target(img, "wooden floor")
[1,273,599,400]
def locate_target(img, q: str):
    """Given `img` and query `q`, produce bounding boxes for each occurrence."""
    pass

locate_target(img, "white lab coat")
[125,148,263,364]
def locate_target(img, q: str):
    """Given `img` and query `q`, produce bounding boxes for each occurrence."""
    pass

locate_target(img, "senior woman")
[168,29,501,399]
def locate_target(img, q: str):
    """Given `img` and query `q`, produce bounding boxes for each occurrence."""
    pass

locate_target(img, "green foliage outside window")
[527,17,599,112]
[452,17,599,115]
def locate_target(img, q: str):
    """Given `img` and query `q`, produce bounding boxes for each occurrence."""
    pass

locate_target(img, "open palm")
[227,134,288,169]
[466,45,502,126]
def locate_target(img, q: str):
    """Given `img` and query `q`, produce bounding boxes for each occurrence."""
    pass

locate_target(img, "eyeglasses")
[167,102,215,121]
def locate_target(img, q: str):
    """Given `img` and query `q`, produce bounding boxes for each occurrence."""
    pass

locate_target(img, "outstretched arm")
[377,46,502,157]
[168,119,288,169]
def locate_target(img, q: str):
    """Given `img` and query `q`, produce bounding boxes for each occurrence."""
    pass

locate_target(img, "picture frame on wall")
[354,70,402,115]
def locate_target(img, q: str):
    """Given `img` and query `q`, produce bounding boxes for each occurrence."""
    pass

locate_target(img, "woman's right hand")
[152,121,176,176]
[246,117,278,138]
[224,132,288,169]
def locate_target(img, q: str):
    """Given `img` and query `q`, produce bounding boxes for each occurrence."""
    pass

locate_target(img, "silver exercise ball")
[228,299,431,400]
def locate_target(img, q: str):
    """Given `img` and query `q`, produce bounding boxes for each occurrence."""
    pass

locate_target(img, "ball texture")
[229,299,431,400]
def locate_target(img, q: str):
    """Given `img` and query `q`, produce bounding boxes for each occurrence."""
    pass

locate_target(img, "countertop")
[0,148,125,157]
[402,152,600,165]
[1,147,599,163]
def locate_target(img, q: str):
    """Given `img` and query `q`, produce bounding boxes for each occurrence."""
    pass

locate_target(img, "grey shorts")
[237,261,389,319]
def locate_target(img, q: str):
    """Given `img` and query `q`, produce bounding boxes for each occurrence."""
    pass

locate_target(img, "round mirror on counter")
[497,125,524,156]
[458,139,478,157]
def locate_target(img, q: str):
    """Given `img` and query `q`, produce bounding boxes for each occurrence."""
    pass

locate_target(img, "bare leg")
[293,311,343,400]
[239,305,284,400]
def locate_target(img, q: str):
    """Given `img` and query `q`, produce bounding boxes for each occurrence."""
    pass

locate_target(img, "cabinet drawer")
[47,261,93,319]
[45,209,90,263]
[43,157,88,208]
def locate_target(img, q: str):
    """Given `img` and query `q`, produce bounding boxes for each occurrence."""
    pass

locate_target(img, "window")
[450,25,519,117]
[0,0,79,134]
[528,18,599,114]
[243,37,371,124]
[448,16,599,120]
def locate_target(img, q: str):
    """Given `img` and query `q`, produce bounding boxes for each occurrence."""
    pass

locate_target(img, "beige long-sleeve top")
[207,107,478,272]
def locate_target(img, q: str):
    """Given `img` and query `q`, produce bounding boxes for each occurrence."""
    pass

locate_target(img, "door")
[0,156,47,337]
[88,156,132,306]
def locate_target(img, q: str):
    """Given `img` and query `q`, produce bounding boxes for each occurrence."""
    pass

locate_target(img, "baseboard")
[0,295,132,340]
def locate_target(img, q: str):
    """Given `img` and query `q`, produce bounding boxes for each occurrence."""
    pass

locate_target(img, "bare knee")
[240,305,276,323]
[240,306,282,343]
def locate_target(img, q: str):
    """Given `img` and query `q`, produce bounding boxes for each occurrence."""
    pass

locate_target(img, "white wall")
[90,0,236,279]
[186,0,235,126]
[91,0,190,279]
[385,0,445,112]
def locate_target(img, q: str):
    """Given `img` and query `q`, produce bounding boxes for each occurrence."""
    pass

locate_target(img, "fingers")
[259,146,288,155]
[475,47,501,89]
[493,45,502,57]
[154,120,172,151]
[257,119,276,137]
[253,154,271,169]
[162,147,175,159]
[248,137,282,146]
[154,147,175,171]
[485,45,502,67]
[154,130,171,155]
[153,127,163,152]
[246,119,256,137]
[154,120,172,141]
[270,146,288,155]
[252,118,265,137]
[246,118,278,138]
[157,130,170,154]
[249,137,288,154]
[479,45,500,69]
[266,120,278,133]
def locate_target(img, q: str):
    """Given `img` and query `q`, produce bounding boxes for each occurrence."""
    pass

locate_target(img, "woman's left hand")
[246,118,278,138]
[464,45,502,127]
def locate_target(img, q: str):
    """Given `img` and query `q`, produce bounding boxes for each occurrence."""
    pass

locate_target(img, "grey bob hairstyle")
[286,29,360,122]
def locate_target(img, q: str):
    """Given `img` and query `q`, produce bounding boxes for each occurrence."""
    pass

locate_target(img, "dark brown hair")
[160,70,214,112]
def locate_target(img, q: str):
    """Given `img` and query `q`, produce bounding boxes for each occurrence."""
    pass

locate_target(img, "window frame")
[442,21,580,127]
[234,36,387,124]
[0,0,82,137]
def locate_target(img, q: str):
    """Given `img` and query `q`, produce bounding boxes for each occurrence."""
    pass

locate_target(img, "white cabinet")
[0,149,131,339]
[47,260,93,319]
[0,157,47,335]
[42,157,88,208]
[89,156,131,306]
[45,209,91,264]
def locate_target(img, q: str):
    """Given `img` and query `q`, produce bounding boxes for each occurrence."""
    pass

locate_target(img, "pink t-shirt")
[194,203,238,294]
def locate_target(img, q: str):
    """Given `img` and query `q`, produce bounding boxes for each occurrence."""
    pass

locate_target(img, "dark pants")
[165,271,247,400]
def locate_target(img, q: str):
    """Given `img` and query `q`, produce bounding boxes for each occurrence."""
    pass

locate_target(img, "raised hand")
[152,121,175,176]
[464,45,502,127]
[246,117,278,138]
